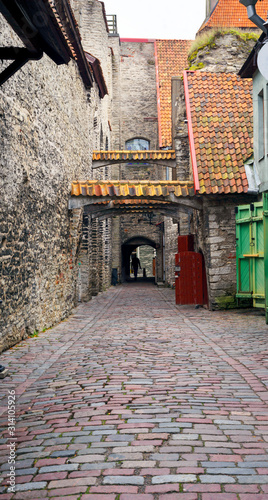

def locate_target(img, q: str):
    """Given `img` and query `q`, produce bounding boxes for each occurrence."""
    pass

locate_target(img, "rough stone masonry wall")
[75,0,120,291]
[197,198,238,308]
[78,0,112,152]
[0,14,105,352]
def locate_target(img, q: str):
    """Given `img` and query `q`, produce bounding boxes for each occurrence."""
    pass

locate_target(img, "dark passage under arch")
[122,236,157,282]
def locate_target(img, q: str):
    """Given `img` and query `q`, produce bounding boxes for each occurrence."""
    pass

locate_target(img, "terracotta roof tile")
[71,180,195,198]
[199,0,268,33]
[185,71,252,195]
[155,40,192,148]
[92,150,176,161]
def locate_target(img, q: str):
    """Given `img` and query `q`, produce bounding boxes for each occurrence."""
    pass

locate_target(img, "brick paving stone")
[183,484,221,492]
[152,474,197,484]
[145,484,180,493]
[32,472,68,481]
[48,477,96,488]
[103,475,144,485]
[120,495,154,500]
[89,486,138,493]
[81,496,116,500]
[14,482,47,491]
[2,284,268,499]
[47,486,88,496]
[240,496,268,499]
[202,495,238,500]
[225,484,260,492]
[159,495,198,500]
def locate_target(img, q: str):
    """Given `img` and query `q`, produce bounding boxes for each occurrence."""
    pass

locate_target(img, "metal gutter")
[183,70,200,194]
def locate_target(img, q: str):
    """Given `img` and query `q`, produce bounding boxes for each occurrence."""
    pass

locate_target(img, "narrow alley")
[1,283,268,499]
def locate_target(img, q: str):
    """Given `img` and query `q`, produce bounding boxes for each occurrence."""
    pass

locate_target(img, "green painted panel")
[256,221,264,253]
[254,258,264,294]
[239,259,250,292]
[240,223,250,255]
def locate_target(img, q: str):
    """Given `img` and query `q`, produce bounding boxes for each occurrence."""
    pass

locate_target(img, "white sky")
[104,0,207,40]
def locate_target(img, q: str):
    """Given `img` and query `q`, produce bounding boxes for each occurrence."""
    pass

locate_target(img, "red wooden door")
[175,251,203,305]
[177,235,194,253]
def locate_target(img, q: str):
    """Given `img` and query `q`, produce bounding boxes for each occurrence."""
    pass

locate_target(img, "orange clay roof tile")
[155,39,192,148]
[198,0,268,33]
[185,71,252,195]
[92,150,176,161]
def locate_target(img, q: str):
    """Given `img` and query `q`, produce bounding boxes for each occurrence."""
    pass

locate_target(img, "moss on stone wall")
[188,29,259,65]
[215,293,237,310]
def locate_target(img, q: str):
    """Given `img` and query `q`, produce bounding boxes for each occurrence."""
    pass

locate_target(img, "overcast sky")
[104,0,207,40]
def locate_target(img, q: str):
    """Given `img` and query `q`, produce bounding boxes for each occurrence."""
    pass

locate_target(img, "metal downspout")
[239,0,267,34]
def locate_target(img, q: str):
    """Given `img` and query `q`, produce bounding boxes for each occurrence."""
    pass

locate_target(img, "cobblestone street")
[1,282,268,499]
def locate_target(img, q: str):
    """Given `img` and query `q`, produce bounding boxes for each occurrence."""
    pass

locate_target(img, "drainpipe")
[239,0,267,34]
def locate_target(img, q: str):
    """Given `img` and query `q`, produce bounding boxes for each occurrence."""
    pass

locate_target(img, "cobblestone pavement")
[1,282,268,500]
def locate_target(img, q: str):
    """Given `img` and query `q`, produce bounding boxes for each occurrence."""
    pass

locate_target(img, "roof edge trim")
[120,38,155,43]
[183,70,200,194]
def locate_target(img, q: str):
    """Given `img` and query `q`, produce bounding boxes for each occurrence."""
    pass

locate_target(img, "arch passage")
[122,236,159,282]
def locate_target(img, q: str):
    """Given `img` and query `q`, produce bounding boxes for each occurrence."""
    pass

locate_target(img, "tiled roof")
[93,150,176,161]
[155,40,192,148]
[184,71,253,195]
[198,0,268,33]
[71,180,195,198]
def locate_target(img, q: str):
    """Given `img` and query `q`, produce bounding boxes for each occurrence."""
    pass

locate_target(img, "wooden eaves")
[0,0,93,88]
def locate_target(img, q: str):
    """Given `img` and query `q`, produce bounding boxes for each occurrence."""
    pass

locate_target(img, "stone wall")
[196,197,239,308]
[119,41,158,149]
[0,6,112,352]
[189,32,258,73]
[164,217,179,287]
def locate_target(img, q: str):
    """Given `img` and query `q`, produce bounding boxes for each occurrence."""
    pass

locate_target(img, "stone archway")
[121,236,162,282]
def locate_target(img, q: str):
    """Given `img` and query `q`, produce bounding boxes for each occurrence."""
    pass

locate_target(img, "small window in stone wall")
[105,137,109,150]
[125,138,150,150]
[125,138,150,167]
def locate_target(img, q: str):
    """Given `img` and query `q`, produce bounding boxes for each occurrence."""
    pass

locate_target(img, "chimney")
[206,0,218,17]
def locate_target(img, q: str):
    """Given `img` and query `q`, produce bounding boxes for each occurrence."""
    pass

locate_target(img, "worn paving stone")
[1,283,268,499]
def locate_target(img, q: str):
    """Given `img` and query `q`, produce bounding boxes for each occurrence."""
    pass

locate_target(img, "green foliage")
[188,29,259,65]
[28,330,39,338]
[188,62,205,71]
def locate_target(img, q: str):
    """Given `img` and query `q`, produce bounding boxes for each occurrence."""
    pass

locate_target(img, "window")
[125,138,150,151]
[258,89,265,160]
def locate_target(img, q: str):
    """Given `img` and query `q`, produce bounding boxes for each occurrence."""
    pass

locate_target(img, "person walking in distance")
[131,254,141,281]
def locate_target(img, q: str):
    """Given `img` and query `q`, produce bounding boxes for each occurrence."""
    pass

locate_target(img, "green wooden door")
[236,202,265,308]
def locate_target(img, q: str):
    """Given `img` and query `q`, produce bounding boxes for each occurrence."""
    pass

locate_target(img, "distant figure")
[132,255,141,280]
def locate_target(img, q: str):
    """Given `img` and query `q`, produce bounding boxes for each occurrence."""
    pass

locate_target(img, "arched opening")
[121,236,159,283]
